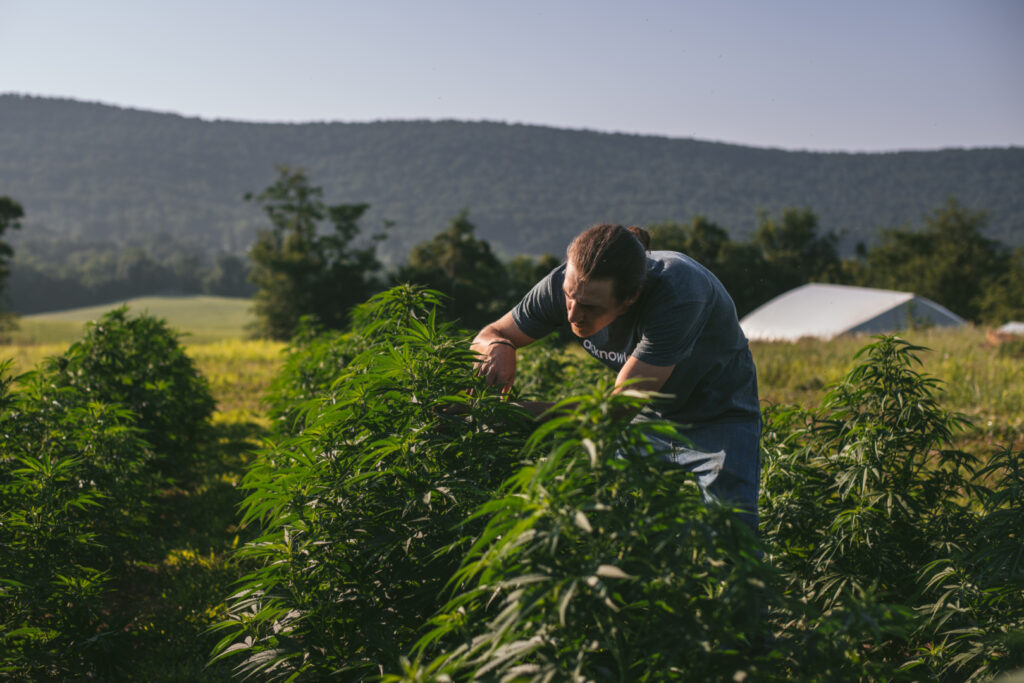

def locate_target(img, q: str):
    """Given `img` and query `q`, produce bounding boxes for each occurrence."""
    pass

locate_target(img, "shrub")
[212,286,531,679]
[515,339,608,402]
[761,336,1024,679]
[218,288,914,682]
[218,302,1024,680]
[43,307,215,470]
[397,385,911,682]
[401,385,778,681]
[265,289,453,436]
[263,317,357,436]
[0,360,155,679]
[910,444,1024,679]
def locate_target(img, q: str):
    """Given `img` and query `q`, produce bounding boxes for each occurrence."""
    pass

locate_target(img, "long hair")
[566,224,651,303]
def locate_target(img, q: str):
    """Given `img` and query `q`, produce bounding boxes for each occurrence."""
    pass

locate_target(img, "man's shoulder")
[645,251,718,302]
[534,263,566,299]
[648,250,710,275]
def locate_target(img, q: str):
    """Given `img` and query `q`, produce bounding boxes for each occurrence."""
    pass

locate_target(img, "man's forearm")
[472,324,515,349]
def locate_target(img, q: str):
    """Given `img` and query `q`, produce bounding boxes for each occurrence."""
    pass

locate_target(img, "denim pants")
[641,418,762,532]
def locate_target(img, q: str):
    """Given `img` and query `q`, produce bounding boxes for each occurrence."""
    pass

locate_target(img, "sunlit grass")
[7,295,254,345]
[751,324,1024,448]
[0,342,66,373]
[186,339,286,421]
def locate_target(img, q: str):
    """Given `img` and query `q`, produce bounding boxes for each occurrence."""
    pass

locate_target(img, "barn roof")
[739,283,965,342]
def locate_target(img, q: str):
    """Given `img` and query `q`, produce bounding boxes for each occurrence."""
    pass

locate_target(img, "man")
[471,223,761,529]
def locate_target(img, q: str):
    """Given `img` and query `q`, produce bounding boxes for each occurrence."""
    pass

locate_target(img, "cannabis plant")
[44,307,215,470]
[0,361,155,679]
[393,384,786,681]
[762,336,1024,678]
[212,286,530,680]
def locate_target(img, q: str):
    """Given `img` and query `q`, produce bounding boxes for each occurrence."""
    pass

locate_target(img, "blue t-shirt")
[512,251,760,426]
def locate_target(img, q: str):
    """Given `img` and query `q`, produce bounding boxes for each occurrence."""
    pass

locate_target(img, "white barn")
[740,283,966,342]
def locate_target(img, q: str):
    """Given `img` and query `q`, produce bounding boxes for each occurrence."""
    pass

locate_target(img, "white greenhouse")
[739,283,966,342]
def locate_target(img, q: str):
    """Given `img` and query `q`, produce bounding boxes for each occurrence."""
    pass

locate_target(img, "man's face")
[562,262,636,338]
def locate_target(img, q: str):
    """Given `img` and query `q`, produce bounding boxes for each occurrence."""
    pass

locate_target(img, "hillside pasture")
[6,295,254,345]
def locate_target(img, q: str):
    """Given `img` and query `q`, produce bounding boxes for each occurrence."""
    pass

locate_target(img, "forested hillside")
[2,94,1022,263]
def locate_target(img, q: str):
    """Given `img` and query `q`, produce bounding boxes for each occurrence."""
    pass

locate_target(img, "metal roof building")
[739,283,966,342]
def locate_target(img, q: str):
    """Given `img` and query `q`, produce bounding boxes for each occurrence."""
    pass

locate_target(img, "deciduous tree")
[504,252,560,309]
[247,166,385,339]
[754,206,841,292]
[397,210,508,329]
[647,216,773,317]
[0,196,24,331]
[858,198,1009,322]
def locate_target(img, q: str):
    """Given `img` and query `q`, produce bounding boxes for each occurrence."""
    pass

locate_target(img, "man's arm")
[470,311,536,391]
[615,356,675,395]
[606,356,676,420]
[511,357,676,422]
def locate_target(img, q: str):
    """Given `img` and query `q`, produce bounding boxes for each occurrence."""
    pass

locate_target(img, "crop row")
[212,286,1023,681]
[2,288,1022,680]
[0,309,215,678]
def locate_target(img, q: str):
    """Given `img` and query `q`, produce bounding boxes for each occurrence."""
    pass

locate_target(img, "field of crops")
[1,291,1022,680]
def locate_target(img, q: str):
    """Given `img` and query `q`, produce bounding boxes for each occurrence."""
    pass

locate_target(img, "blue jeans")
[641,418,762,532]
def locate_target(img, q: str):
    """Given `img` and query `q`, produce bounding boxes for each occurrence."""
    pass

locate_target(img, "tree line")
[8,234,253,314]
[2,165,1022,338]
[243,167,1024,339]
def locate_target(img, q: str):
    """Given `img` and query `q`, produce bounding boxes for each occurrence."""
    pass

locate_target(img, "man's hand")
[470,312,536,393]
[472,338,517,392]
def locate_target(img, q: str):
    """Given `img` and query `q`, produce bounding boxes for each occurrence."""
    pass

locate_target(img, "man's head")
[563,224,650,337]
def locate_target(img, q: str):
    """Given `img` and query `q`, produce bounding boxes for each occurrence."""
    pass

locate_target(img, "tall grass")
[752,326,1024,444]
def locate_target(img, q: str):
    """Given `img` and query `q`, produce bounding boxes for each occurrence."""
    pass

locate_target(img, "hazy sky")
[2,0,1022,152]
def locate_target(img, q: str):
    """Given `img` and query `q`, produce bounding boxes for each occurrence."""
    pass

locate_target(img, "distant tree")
[647,216,770,317]
[247,166,385,339]
[754,207,841,291]
[117,247,176,296]
[202,253,254,297]
[857,198,1009,322]
[977,247,1024,323]
[397,210,508,329]
[504,252,560,308]
[0,196,24,330]
[648,216,731,266]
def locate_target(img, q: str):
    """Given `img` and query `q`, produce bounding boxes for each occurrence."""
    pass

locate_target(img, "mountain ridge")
[2,93,1021,261]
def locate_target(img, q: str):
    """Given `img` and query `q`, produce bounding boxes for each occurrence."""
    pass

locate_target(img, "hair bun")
[626,225,651,251]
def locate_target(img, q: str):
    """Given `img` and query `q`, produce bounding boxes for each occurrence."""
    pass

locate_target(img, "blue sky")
[1,0,1021,152]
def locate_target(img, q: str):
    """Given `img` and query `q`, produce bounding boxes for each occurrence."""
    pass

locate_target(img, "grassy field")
[5,295,255,345]
[751,325,1024,449]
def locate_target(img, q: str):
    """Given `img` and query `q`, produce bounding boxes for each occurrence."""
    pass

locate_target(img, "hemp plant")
[763,337,975,608]
[761,335,1024,678]
[43,307,215,473]
[0,361,155,679]
[212,286,531,680]
[397,384,787,682]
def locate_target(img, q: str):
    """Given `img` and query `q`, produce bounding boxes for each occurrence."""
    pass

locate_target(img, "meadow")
[1,294,1022,680]
[7,295,255,345]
